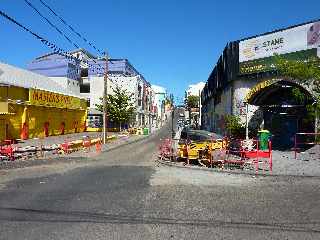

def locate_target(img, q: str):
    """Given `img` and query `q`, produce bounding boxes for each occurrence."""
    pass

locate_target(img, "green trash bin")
[258,130,271,150]
[143,128,149,135]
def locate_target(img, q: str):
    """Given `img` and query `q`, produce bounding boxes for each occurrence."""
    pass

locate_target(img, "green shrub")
[224,115,245,138]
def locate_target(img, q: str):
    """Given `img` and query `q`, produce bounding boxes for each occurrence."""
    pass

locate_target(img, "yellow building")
[0,62,87,141]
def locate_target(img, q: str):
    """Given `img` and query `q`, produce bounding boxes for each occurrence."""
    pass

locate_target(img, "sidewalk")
[0,131,148,170]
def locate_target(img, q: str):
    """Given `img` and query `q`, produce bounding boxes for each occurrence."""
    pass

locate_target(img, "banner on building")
[239,21,320,63]
[29,89,86,109]
[239,48,318,74]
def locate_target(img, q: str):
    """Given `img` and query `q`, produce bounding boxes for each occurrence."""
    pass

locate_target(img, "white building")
[186,82,205,97]
[185,82,205,127]
[151,85,166,126]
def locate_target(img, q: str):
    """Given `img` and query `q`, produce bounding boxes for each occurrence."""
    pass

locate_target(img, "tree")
[186,95,199,109]
[274,55,320,129]
[95,85,136,129]
[274,55,320,90]
[224,115,245,138]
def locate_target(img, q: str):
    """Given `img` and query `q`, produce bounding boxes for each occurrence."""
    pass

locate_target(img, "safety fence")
[294,133,320,159]
[0,135,120,161]
[158,137,272,174]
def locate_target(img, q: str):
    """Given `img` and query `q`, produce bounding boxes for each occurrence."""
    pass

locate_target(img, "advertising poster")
[239,21,320,74]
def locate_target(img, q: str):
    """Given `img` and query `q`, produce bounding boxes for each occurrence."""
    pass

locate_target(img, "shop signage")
[239,21,320,63]
[29,89,84,109]
[244,79,280,103]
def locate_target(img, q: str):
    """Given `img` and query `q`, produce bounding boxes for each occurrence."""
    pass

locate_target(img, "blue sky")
[1,0,319,104]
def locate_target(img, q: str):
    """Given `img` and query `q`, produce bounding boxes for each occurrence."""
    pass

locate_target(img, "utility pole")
[171,106,175,138]
[244,101,249,140]
[103,52,108,144]
[199,89,201,129]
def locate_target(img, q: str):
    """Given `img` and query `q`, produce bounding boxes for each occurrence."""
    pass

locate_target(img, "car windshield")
[180,129,222,141]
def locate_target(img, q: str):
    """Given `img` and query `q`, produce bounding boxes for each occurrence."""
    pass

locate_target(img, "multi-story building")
[201,19,319,148]
[27,52,81,95]
[28,49,158,129]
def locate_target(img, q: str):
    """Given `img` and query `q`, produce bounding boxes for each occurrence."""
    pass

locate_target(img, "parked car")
[180,128,222,143]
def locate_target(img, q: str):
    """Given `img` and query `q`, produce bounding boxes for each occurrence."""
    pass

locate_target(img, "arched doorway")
[246,80,315,149]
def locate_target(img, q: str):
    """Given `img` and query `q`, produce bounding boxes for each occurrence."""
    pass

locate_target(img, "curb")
[156,159,320,179]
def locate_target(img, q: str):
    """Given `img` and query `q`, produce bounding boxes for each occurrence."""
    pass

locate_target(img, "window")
[80,84,90,93]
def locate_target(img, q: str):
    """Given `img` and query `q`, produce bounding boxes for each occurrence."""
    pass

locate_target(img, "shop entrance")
[264,111,299,149]
[247,80,315,149]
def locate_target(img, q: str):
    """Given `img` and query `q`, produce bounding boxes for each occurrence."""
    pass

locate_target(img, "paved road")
[0,110,320,239]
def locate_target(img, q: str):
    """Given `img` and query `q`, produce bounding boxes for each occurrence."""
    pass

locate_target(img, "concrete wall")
[212,86,232,135]
[49,77,80,95]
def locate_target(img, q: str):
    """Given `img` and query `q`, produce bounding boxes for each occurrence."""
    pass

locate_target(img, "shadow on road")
[0,207,319,233]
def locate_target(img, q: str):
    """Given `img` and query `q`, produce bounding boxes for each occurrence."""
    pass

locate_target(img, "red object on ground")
[83,138,91,152]
[61,141,70,154]
[158,138,173,160]
[225,139,272,174]
[95,140,102,153]
[44,122,49,137]
[0,144,15,161]
[20,122,29,140]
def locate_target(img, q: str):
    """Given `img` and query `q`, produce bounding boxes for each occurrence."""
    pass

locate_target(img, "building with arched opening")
[201,19,319,149]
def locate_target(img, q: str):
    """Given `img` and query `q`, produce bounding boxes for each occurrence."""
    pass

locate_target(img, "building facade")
[86,58,156,128]
[28,49,163,129]
[201,20,320,148]
[0,62,87,141]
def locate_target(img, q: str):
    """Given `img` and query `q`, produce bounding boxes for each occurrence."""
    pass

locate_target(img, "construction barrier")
[173,137,272,174]
[0,144,15,161]
[82,136,91,153]
[294,133,320,159]
[158,138,174,160]
[224,139,272,174]
[95,138,102,153]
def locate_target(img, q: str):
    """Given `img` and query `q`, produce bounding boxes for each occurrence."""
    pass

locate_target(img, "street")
[0,114,319,240]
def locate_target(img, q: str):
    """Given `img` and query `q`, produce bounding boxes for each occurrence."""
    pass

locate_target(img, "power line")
[22,1,143,82]
[1,9,134,85]
[24,0,79,49]
[23,0,112,76]
[0,9,110,80]
[38,0,105,55]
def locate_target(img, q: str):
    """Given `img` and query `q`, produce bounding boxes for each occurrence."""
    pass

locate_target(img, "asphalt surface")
[0,108,320,239]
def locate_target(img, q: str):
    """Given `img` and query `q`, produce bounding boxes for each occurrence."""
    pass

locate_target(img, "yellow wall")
[1,104,87,141]
[0,86,88,141]
[0,86,28,101]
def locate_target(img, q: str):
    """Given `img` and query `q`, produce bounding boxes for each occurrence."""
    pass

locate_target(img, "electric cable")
[38,0,105,55]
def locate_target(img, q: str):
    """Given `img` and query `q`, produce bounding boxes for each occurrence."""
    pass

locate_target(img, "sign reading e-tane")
[29,89,82,109]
